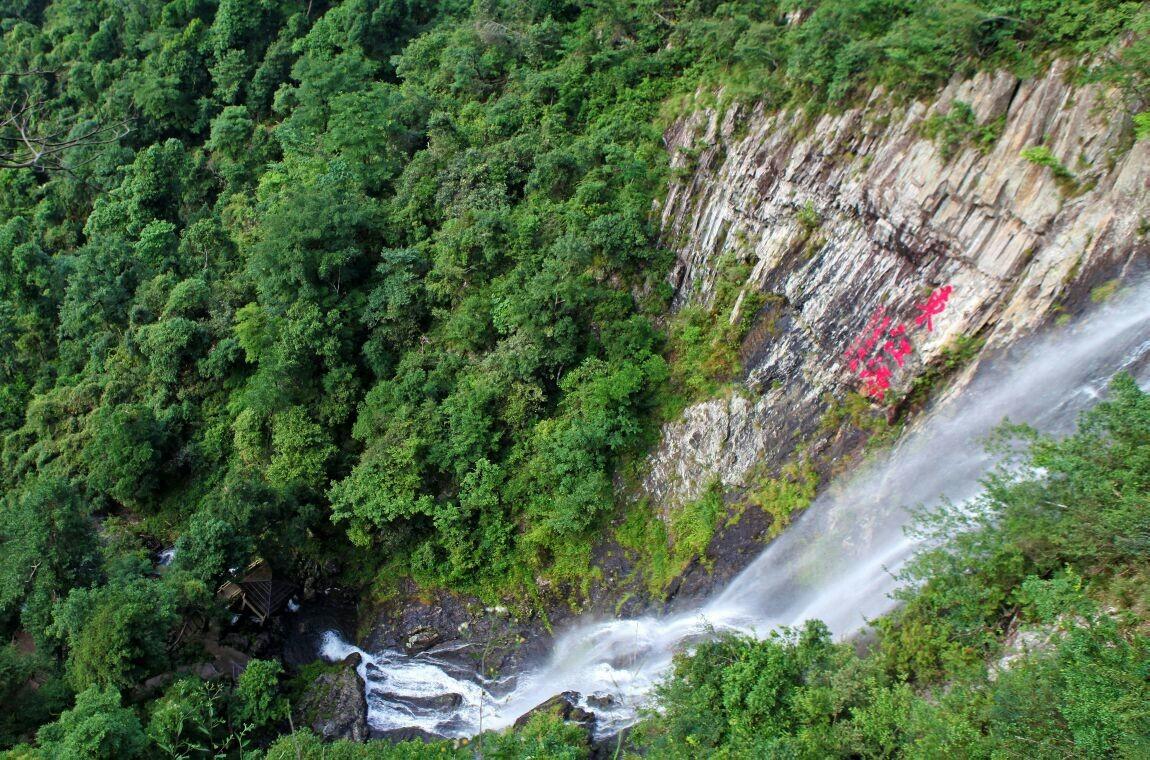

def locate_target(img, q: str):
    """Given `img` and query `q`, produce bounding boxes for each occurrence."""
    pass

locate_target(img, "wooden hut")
[217,559,295,624]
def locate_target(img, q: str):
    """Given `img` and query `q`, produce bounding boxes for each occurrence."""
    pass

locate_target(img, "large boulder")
[296,653,368,742]
[512,691,594,732]
[403,626,441,653]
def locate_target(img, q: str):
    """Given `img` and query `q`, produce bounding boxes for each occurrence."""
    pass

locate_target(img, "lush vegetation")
[147,372,1150,759]
[0,0,1146,756]
[632,374,1150,758]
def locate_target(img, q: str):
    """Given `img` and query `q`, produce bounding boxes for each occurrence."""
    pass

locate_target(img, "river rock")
[513,691,595,731]
[586,692,616,710]
[371,726,443,743]
[404,626,441,653]
[591,726,632,760]
[378,691,464,711]
[296,653,368,742]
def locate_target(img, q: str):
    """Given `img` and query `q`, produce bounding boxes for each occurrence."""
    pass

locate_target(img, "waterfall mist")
[321,281,1150,739]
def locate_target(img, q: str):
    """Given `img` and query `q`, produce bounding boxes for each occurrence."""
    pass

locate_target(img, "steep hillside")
[0,1,1147,757]
[645,60,1148,518]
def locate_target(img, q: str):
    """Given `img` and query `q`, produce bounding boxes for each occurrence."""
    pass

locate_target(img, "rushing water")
[321,281,1150,739]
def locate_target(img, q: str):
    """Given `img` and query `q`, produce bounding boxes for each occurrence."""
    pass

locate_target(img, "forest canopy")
[0,0,1146,756]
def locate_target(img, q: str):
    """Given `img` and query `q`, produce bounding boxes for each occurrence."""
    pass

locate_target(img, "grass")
[616,482,724,597]
[1091,278,1121,302]
[1021,144,1080,194]
[921,100,1004,161]
[747,460,818,538]
[819,390,900,444]
[906,334,986,408]
[795,201,821,232]
[661,250,761,418]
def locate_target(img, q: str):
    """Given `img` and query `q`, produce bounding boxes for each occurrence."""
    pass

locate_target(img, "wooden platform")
[217,560,295,624]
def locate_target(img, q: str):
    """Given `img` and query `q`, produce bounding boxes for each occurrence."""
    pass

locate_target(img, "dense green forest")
[261,376,1150,758]
[0,0,1146,757]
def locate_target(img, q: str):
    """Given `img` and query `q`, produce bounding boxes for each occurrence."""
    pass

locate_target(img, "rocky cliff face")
[644,61,1149,512]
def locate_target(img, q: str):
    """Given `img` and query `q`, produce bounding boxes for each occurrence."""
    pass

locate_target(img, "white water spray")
[322,281,1150,739]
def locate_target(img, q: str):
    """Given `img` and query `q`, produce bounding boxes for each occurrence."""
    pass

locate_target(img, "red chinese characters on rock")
[844,308,890,373]
[843,285,954,400]
[914,285,953,332]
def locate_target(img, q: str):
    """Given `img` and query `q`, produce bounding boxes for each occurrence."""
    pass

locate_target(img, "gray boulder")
[296,653,368,742]
[513,691,594,732]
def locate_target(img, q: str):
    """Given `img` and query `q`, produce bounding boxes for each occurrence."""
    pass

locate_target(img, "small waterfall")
[321,281,1150,739]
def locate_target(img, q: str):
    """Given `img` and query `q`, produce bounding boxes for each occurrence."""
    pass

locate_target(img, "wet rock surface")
[513,691,595,732]
[360,578,569,679]
[370,726,444,743]
[378,691,464,712]
[403,626,441,653]
[296,652,368,742]
[281,590,358,667]
[586,693,617,710]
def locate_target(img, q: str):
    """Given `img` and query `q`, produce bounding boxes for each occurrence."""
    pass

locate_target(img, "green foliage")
[35,686,146,760]
[477,712,591,759]
[264,729,462,758]
[264,714,589,760]
[665,252,758,410]
[748,460,819,537]
[616,482,725,596]
[1021,144,1080,192]
[921,101,1004,160]
[49,579,178,692]
[266,407,335,492]
[232,659,288,731]
[0,0,1144,751]
[1135,112,1150,140]
[795,201,822,232]
[0,477,96,647]
[83,404,169,510]
[662,0,1149,114]
[146,677,223,759]
[633,375,1150,758]
[1090,278,1121,302]
[143,668,288,759]
[668,483,724,571]
[906,334,986,407]
[636,621,858,757]
[0,644,69,748]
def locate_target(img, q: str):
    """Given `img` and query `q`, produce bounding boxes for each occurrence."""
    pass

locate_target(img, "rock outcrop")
[513,690,595,732]
[296,653,368,742]
[644,61,1149,511]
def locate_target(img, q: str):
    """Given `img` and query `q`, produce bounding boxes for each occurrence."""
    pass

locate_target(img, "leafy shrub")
[795,201,821,232]
[922,101,1004,160]
[233,659,288,731]
[748,460,818,537]
[36,687,146,760]
[1135,112,1150,140]
[1021,144,1079,191]
[49,580,178,692]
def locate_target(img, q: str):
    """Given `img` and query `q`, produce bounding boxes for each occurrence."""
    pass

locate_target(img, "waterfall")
[321,280,1150,739]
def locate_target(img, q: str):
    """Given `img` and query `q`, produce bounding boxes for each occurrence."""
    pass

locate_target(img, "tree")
[83,404,168,511]
[50,579,177,692]
[266,406,335,492]
[145,677,218,758]
[0,93,129,172]
[0,476,96,645]
[36,686,146,760]
[232,659,288,731]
